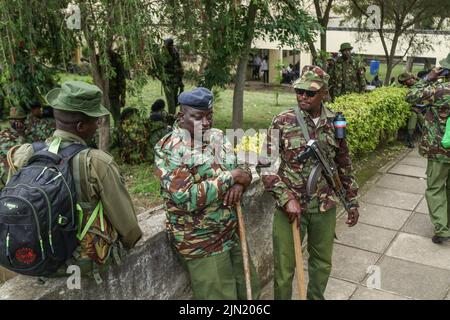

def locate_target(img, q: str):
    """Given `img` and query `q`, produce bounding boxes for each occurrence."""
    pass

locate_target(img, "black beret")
[178,87,213,110]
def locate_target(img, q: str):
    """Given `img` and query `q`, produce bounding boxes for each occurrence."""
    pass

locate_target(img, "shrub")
[327,87,410,155]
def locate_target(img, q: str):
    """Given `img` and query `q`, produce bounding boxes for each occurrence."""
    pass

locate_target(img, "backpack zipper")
[5,231,12,265]
[4,184,54,254]
[54,168,75,230]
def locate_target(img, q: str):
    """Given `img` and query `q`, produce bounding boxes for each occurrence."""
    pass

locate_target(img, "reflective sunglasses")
[295,89,317,97]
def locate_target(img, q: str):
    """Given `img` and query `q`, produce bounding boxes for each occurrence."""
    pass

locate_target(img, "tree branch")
[322,0,334,26]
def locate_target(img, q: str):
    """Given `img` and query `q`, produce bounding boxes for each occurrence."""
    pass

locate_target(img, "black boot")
[406,133,414,148]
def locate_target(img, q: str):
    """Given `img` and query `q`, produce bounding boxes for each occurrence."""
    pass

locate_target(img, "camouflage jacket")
[406,80,450,162]
[163,48,183,86]
[154,125,249,260]
[0,129,25,186]
[329,56,366,97]
[261,106,359,212]
[24,114,56,143]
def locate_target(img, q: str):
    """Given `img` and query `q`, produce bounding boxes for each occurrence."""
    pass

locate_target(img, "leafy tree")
[336,0,449,85]
[300,0,335,61]
[162,0,321,129]
[0,0,75,112]
[78,0,164,150]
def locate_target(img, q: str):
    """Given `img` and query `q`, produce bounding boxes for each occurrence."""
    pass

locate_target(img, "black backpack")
[0,142,87,276]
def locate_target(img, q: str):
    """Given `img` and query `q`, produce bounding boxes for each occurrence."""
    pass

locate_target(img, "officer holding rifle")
[260,65,359,300]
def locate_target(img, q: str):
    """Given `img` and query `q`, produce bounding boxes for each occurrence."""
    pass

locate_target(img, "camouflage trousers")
[425,160,450,237]
[273,198,336,300]
[163,85,179,115]
[181,237,261,300]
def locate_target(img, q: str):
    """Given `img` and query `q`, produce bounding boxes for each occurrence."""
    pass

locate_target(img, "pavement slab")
[415,198,429,214]
[397,156,427,168]
[335,221,397,254]
[358,202,411,231]
[331,244,380,283]
[375,174,427,195]
[386,233,450,271]
[388,164,427,178]
[350,286,410,300]
[402,213,435,238]
[324,277,358,300]
[376,256,450,300]
[360,186,422,211]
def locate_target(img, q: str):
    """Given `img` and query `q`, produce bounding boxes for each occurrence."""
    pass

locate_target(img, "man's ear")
[76,121,85,134]
[177,111,184,124]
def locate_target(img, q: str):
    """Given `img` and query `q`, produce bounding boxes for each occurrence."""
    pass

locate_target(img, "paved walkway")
[262,148,450,300]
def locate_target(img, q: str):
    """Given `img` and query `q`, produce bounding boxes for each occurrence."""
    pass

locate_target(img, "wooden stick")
[236,201,252,300]
[292,218,307,300]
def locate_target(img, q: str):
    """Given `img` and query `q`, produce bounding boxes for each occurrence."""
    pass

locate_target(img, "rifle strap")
[294,107,311,142]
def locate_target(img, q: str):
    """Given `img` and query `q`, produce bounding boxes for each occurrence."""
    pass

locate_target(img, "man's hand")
[223,184,244,207]
[284,199,302,225]
[346,207,359,227]
[231,168,252,187]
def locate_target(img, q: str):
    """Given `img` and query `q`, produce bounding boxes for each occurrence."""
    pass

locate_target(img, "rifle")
[296,139,352,214]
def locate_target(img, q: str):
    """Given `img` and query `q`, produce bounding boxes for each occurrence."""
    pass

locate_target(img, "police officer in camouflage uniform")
[398,72,424,148]
[329,43,366,100]
[24,100,56,143]
[406,54,450,244]
[0,107,27,187]
[162,38,184,115]
[154,87,261,300]
[261,66,359,300]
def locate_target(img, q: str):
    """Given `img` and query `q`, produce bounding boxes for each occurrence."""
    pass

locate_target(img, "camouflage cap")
[293,65,330,91]
[8,106,27,119]
[439,53,450,69]
[339,42,353,52]
[398,72,415,82]
[46,81,110,118]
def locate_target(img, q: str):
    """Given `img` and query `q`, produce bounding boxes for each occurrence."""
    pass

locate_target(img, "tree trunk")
[406,56,414,72]
[384,32,400,85]
[320,30,327,52]
[232,1,258,130]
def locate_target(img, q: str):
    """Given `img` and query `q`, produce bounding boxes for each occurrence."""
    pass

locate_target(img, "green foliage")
[313,50,330,70]
[328,87,410,155]
[163,0,321,89]
[0,0,74,109]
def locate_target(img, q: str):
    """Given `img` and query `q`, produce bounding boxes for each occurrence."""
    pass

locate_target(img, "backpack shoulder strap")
[72,148,90,204]
[59,143,88,162]
[32,141,47,153]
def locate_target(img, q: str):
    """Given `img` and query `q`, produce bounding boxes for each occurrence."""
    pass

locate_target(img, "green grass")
[365,63,424,83]
[57,73,93,84]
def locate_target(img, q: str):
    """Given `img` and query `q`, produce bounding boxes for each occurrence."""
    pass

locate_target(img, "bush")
[327,87,410,155]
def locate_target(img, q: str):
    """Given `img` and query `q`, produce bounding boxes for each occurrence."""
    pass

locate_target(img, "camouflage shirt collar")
[52,129,88,146]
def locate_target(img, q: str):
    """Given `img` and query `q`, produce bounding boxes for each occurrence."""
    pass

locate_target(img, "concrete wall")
[0,180,276,300]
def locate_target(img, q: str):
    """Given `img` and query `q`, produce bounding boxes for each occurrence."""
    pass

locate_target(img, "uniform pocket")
[285,136,307,150]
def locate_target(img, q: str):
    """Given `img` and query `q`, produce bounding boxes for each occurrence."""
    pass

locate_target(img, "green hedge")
[328,87,410,155]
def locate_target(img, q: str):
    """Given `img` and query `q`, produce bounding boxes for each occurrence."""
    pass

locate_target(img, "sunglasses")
[295,89,317,97]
